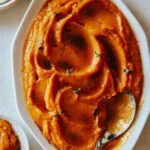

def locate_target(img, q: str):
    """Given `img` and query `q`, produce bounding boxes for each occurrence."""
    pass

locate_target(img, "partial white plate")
[12,0,150,150]
[0,0,19,11]
[0,115,29,150]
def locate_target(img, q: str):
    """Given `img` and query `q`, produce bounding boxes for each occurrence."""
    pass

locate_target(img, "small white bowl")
[0,115,29,150]
[12,0,150,150]
[0,0,19,11]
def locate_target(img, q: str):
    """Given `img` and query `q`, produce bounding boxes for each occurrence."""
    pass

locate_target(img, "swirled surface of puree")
[0,119,20,150]
[22,0,143,149]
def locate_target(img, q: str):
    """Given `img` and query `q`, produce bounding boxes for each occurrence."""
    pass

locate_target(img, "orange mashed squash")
[22,0,143,149]
[0,119,20,150]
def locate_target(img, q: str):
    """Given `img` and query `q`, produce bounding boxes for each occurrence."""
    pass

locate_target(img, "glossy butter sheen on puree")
[22,0,143,149]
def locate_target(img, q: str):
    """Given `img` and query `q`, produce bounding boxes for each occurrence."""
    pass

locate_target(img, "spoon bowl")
[95,91,136,150]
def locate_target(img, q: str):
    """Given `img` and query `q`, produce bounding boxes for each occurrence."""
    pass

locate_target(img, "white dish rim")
[11,0,150,150]
[0,115,29,150]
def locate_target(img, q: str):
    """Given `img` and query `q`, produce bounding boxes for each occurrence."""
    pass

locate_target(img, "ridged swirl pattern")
[22,0,143,150]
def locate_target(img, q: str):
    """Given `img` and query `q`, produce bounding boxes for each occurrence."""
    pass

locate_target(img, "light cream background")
[0,0,149,149]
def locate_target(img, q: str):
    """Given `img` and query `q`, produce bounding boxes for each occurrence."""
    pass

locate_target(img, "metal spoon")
[95,91,136,150]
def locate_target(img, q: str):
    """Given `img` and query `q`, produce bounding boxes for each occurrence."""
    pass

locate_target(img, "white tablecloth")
[0,0,149,149]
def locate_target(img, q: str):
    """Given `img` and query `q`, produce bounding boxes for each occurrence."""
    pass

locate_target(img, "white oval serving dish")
[0,115,29,150]
[12,0,150,150]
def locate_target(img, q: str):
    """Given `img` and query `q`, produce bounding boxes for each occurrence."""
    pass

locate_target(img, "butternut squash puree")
[22,0,143,150]
[0,119,19,150]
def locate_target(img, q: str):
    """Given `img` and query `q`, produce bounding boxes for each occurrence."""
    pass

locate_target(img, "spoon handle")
[95,132,116,150]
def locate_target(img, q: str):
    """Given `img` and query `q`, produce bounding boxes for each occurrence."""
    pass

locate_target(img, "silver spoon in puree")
[95,91,136,150]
